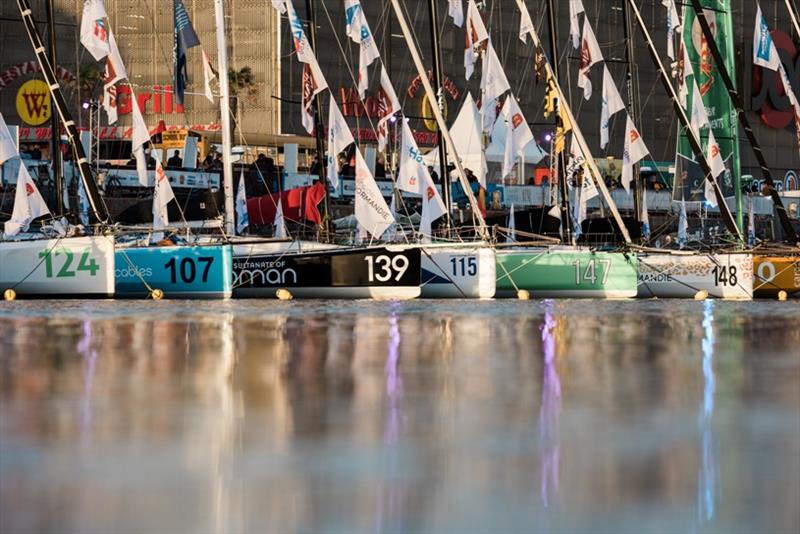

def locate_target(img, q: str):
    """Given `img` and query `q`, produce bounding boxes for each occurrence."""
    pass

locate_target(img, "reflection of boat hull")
[495,247,638,298]
[233,245,422,300]
[637,253,753,299]
[420,244,496,298]
[0,236,115,298]
[115,245,233,299]
[753,255,800,298]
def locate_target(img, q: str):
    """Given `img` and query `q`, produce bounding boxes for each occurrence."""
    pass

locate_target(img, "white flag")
[397,121,447,228]
[519,6,534,43]
[0,113,18,165]
[641,185,650,240]
[753,5,781,71]
[236,170,249,234]
[678,200,688,248]
[506,203,516,243]
[345,0,380,98]
[578,18,603,100]
[202,49,216,103]
[465,0,489,80]
[690,82,710,137]
[102,32,127,124]
[327,94,355,189]
[151,160,174,242]
[376,66,401,152]
[569,0,586,49]
[706,129,726,180]
[600,67,625,149]
[678,43,694,108]
[449,0,464,28]
[271,0,287,14]
[80,0,110,61]
[354,149,394,238]
[130,95,150,186]
[274,198,287,238]
[287,1,328,132]
[4,164,51,237]
[480,42,511,133]
[621,115,649,194]
[501,95,534,179]
[663,0,681,61]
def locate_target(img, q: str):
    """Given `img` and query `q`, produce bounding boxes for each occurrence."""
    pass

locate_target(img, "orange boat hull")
[753,256,800,298]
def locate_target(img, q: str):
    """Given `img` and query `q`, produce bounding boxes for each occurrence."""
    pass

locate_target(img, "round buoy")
[276,288,293,301]
[694,290,708,301]
[3,289,16,301]
[517,289,530,300]
[150,289,164,300]
[778,290,788,301]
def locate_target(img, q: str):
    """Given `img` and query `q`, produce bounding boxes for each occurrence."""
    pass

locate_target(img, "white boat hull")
[0,236,115,297]
[420,244,496,298]
[637,252,753,299]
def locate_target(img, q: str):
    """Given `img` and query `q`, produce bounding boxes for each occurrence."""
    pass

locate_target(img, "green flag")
[673,1,743,231]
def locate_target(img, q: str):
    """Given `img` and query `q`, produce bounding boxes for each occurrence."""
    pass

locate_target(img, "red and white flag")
[376,66,401,152]
[621,115,649,194]
[704,130,725,208]
[151,159,175,241]
[287,0,328,133]
[449,0,464,28]
[501,94,534,179]
[202,49,216,103]
[80,0,111,61]
[465,0,489,80]
[480,42,511,132]
[578,17,603,100]
[4,164,51,237]
[101,32,127,124]
[130,95,151,186]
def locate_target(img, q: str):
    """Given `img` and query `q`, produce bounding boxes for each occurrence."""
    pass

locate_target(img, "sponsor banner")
[0,61,76,89]
[15,123,222,141]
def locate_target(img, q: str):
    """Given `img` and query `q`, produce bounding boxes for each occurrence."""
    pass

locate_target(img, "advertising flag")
[80,0,110,61]
[578,17,603,100]
[5,164,51,237]
[600,67,625,149]
[327,94,355,189]
[173,0,200,105]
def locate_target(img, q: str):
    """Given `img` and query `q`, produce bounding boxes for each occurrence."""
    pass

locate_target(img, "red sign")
[117,85,185,116]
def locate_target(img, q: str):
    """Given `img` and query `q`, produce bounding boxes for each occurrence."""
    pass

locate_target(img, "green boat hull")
[496,248,638,298]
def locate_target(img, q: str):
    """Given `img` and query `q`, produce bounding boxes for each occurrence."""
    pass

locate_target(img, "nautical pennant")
[621,115,649,194]
[600,66,625,150]
[578,17,603,100]
[464,0,489,80]
[501,94,534,180]
[80,0,111,61]
[345,0,381,98]
[4,164,50,237]
[327,94,355,189]
[173,0,201,106]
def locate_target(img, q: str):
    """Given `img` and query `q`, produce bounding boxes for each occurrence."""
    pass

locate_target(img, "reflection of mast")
[697,300,718,523]
[539,302,561,508]
[78,320,98,444]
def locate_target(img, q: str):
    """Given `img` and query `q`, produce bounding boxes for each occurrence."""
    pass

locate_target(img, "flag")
[753,5,781,71]
[677,42,694,108]
[502,95,534,179]
[0,113,17,164]
[151,159,175,242]
[345,0,380,98]
[621,115,649,194]
[80,0,110,61]
[600,67,625,149]
[569,0,585,49]
[449,0,464,28]
[130,96,150,186]
[704,130,725,208]
[201,49,215,103]
[419,180,446,242]
[4,164,51,237]
[506,203,516,243]
[690,81,710,136]
[777,65,800,158]
[465,0,489,80]
[287,0,328,132]
[578,18,603,100]
[519,6,533,43]
[376,66,401,152]
[327,94,355,189]
[747,196,756,247]
[173,0,200,106]
[354,149,395,238]
[641,185,650,240]
[274,198,287,238]
[102,32,127,124]
[480,42,511,133]
[271,0,286,14]
[678,200,688,248]
[236,170,249,234]
[663,0,681,61]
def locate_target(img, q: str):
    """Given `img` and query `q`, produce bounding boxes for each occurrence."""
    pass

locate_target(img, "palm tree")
[227,66,257,143]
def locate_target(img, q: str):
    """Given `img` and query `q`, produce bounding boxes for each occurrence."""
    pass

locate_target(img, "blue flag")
[174,0,200,105]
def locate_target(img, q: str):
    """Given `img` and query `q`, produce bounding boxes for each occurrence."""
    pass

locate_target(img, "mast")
[621,0,642,228]
[516,0,632,244]
[624,0,742,242]
[687,0,798,244]
[214,0,235,236]
[16,0,108,224]
[45,0,62,217]
[785,0,800,36]
[304,0,330,238]
[426,0,452,231]
[545,0,573,242]
[388,0,488,238]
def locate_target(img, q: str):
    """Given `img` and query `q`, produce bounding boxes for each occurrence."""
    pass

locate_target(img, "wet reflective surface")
[1,300,798,534]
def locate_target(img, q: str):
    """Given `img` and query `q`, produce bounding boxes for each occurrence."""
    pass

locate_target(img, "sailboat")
[1,1,115,299]
[493,0,639,298]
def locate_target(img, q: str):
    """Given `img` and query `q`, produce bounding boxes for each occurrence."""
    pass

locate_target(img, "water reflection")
[0,300,798,533]
[539,301,561,508]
